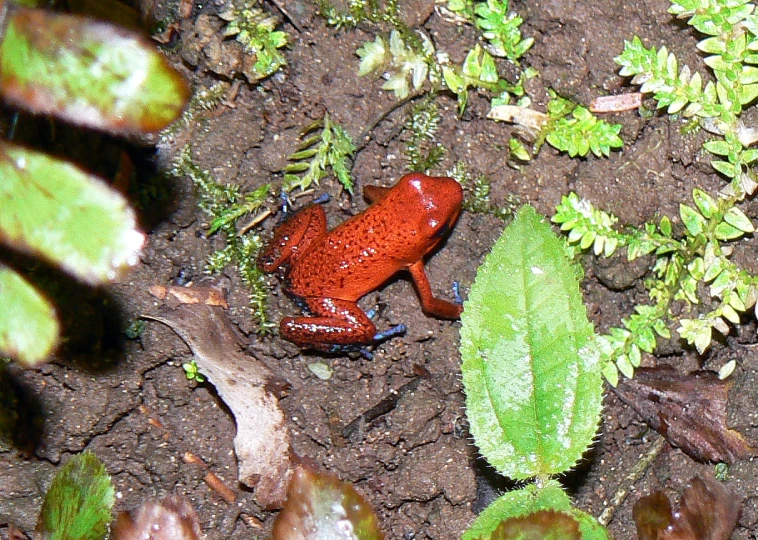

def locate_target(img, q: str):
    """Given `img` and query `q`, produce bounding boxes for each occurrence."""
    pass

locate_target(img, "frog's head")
[399,172,463,241]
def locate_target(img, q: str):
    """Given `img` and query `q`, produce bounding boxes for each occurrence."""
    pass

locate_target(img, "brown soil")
[2,0,758,538]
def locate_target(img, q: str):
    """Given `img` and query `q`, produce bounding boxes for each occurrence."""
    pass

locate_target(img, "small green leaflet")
[460,205,603,479]
[0,143,144,285]
[0,8,188,133]
[36,452,115,540]
[0,264,59,365]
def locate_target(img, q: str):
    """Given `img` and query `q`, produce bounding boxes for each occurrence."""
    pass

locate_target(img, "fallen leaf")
[633,475,741,540]
[145,288,292,508]
[272,465,384,540]
[590,92,643,113]
[613,366,754,463]
[148,284,229,308]
[112,495,202,540]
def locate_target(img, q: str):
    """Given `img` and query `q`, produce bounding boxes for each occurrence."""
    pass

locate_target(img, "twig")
[598,435,667,527]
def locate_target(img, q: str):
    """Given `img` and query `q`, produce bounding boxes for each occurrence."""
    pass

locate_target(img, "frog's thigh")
[280,297,376,345]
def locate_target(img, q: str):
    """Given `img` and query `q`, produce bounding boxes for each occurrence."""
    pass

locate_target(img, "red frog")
[259,172,464,351]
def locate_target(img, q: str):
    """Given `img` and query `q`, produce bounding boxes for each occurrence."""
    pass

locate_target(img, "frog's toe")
[373,324,406,342]
[452,281,463,305]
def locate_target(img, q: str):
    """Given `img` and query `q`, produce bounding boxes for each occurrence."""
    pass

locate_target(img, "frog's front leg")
[280,297,377,349]
[259,205,327,272]
[408,260,463,319]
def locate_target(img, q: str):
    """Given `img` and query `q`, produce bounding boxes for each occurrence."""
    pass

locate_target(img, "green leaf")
[723,206,755,232]
[711,160,738,178]
[357,35,387,76]
[272,466,383,540]
[463,481,610,540]
[0,144,144,284]
[0,8,189,133]
[679,203,705,236]
[460,206,603,479]
[0,264,59,365]
[36,452,115,540]
[692,188,718,218]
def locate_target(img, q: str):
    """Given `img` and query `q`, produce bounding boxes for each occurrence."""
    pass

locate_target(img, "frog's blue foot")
[452,281,463,305]
[373,324,406,342]
[312,192,331,205]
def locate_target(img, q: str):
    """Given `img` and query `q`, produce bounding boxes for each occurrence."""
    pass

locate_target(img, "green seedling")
[447,0,534,62]
[458,206,607,538]
[554,188,757,384]
[283,112,356,193]
[35,452,115,540]
[0,4,187,365]
[219,0,288,82]
[357,30,437,100]
[489,90,624,159]
[615,0,758,199]
[182,359,206,383]
[554,0,758,383]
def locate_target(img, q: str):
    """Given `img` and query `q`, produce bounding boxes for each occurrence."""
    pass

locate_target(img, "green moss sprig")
[489,90,624,159]
[283,113,356,193]
[171,145,273,330]
[219,0,288,82]
[403,98,445,171]
[447,0,534,62]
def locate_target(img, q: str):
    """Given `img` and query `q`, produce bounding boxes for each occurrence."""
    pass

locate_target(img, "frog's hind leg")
[280,297,377,348]
[258,205,327,272]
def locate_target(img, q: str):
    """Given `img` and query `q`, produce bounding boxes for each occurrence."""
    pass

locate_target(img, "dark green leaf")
[36,452,114,540]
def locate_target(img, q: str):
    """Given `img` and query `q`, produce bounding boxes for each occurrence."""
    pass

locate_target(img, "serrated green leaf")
[0,8,188,133]
[272,466,383,540]
[36,452,114,540]
[464,481,610,540]
[460,206,603,479]
[0,144,144,284]
[0,264,59,365]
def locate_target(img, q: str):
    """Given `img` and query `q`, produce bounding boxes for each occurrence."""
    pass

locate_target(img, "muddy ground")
[2,0,758,538]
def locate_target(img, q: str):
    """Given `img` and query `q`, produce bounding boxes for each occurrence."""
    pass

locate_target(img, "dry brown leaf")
[633,476,741,540]
[147,284,229,308]
[613,366,754,463]
[145,288,292,508]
